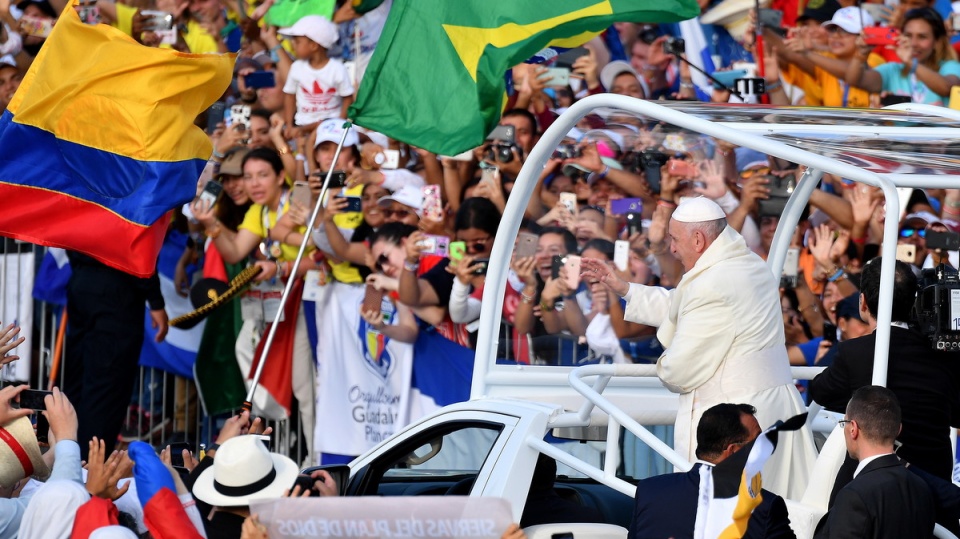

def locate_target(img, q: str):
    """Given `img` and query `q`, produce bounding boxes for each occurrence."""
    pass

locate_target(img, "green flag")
[349,0,698,156]
[265,0,335,28]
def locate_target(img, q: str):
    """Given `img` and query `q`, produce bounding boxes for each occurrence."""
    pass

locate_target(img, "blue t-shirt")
[874,60,960,105]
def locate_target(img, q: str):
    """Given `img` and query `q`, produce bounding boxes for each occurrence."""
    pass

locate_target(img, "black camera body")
[640,150,669,193]
[486,144,517,163]
[757,173,796,218]
[664,37,686,56]
[915,264,960,350]
[553,144,581,160]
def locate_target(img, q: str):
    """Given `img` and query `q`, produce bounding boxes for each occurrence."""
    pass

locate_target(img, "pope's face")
[668,220,699,272]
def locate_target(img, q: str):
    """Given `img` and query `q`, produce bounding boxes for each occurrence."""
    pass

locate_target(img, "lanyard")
[841,81,850,108]
[260,189,289,260]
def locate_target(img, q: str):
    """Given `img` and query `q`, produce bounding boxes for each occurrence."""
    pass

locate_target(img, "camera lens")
[497,145,514,163]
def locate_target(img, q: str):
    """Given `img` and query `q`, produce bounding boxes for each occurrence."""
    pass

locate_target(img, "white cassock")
[624,226,817,500]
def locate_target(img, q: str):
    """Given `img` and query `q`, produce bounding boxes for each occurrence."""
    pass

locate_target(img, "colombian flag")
[0,7,232,277]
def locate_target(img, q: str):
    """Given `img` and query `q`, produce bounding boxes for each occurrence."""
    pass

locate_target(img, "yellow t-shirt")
[112,2,135,36]
[328,184,365,284]
[238,197,310,262]
[785,52,884,108]
[181,19,220,54]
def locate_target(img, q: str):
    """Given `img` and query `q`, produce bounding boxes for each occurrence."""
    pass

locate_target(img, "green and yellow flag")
[349,0,698,156]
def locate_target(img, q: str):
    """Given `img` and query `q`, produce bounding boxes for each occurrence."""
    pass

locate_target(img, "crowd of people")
[0,0,960,535]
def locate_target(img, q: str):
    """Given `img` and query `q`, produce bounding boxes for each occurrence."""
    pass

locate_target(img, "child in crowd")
[280,15,354,139]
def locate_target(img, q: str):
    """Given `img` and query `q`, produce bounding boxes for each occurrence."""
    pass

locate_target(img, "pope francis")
[581,197,816,499]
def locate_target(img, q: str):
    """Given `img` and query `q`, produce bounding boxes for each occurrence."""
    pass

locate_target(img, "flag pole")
[242,122,354,414]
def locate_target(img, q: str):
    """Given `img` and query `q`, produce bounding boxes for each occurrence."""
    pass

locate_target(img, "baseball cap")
[0,55,16,70]
[356,127,389,148]
[377,184,423,215]
[903,211,945,228]
[599,60,651,99]
[233,56,263,74]
[314,119,359,148]
[797,0,841,23]
[836,294,864,323]
[279,15,338,49]
[822,6,874,35]
[15,0,56,18]
[562,157,623,183]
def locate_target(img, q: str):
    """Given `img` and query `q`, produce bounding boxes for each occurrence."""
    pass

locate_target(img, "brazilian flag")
[349,0,698,156]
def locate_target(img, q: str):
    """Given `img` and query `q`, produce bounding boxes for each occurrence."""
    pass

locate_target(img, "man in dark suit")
[628,403,796,539]
[814,386,934,539]
[809,257,960,494]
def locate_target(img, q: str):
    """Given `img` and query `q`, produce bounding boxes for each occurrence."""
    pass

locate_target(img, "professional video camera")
[913,230,960,350]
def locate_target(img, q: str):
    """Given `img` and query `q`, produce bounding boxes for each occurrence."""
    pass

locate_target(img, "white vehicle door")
[346,411,520,499]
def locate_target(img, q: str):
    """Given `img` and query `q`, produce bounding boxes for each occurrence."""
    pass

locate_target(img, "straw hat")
[192,435,299,507]
[0,416,49,485]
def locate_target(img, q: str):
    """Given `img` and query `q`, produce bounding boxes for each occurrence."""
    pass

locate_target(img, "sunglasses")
[383,209,412,219]
[739,166,771,180]
[899,228,927,239]
[463,237,492,254]
[375,253,390,272]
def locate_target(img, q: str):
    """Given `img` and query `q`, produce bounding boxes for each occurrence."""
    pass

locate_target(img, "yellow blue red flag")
[0,7,233,277]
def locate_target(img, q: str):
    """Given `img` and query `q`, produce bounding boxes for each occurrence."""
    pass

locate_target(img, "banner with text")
[250,496,513,539]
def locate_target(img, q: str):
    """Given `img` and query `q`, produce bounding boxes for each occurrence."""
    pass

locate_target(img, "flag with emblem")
[349,0,698,155]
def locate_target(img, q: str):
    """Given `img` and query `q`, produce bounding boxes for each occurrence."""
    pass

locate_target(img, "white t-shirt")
[283,58,355,126]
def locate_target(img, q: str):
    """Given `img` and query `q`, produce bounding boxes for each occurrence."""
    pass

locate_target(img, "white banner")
[250,497,513,539]
[314,282,414,457]
[0,251,33,382]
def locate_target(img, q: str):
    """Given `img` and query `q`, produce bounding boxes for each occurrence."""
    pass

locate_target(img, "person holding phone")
[192,147,318,462]
[398,198,500,347]
[772,7,884,108]
[846,8,960,105]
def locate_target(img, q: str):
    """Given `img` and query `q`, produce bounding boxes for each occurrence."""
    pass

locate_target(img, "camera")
[757,173,796,218]
[486,143,517,163]
[553,144,581,160]
[640,149,669,193]
[914,251,960,351]
[664,37,686,56]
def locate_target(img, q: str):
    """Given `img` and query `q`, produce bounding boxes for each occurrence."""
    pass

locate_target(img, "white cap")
[357,127,389,148]
[599,60,651,99]
[377,184,423,215]
[822,6,874,34]
[314,119,359,148]
[279,15,338,49]
[672,197,726,223]
[0,55,16,69]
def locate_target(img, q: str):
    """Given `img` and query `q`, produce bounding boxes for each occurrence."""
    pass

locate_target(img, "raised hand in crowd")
[694,160,727,200]
[453,254,480,286]
[84,436,133,500]
[472,169,506,213]
[212,410,273,456]
[0,322,24,366]
[366,273,399,293]
[160,444,200,473]
[571,47,600,91]
[808,223,848,277]
[43,386,78,443]
[0,384,32,425]
[536,201,575,229]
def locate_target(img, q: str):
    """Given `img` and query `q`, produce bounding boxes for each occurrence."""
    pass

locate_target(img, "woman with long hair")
[846,8,960,105]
